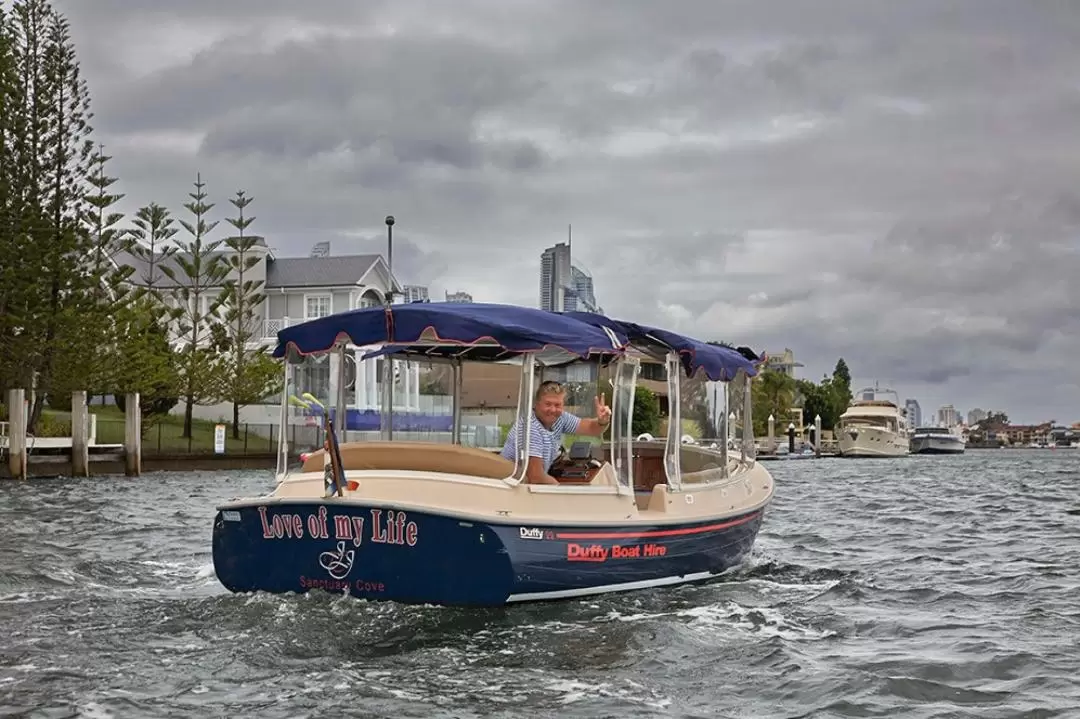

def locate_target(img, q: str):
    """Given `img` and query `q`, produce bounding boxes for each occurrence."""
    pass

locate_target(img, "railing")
[0,416,100,449]
[261,317,290,338]
[89,417,503,456]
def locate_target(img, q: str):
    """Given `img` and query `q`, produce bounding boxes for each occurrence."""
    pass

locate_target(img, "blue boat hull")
[211,502,765,607]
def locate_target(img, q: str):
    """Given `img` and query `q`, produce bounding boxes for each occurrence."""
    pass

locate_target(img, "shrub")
[631,385,661,437]
[34,414,72,438]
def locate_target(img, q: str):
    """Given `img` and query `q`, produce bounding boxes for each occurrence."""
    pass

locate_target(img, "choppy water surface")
[2,452,1079,718]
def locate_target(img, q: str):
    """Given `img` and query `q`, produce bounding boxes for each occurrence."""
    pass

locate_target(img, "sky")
[52,0,1080,425]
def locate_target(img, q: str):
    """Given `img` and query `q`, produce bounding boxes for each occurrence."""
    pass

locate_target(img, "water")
[2,451,1079,718]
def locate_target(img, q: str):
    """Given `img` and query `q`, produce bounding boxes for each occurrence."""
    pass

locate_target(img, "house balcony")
[260,317,291,340]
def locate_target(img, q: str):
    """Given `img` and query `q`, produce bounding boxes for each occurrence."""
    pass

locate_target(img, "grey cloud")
[50,0,1080,421]
[104,31,550,177]
[55,0,390,25]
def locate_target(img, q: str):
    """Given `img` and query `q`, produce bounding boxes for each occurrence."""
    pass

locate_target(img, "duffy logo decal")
[319,541,356,579]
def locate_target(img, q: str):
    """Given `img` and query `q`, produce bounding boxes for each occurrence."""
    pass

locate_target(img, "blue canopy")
[272,302,628,361]
[561,312,762,381]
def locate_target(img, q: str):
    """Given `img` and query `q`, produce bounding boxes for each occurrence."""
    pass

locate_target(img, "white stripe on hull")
[506,570,719,602]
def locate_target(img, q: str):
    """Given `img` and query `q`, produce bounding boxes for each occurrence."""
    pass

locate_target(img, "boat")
[836,385,910,457]
[211,302,775,607]
[910,426,966,455]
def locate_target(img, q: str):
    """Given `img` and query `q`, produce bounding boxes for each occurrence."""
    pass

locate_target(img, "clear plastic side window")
[609,357,639,491]
[276,359,293,477]
[508,355,536,483]
[676,365,730,486]
[722,368,752,465]
[663,352,683,491]
[740,368,756,462]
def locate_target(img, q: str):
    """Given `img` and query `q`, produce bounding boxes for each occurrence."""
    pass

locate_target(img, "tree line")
[0,0,280,438]
[751,358,854,435]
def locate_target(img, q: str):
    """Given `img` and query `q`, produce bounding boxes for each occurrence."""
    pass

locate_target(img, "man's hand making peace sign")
[594,394,612,427]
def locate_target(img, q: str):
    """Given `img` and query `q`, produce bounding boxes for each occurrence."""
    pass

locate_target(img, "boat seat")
[300,441,516,479]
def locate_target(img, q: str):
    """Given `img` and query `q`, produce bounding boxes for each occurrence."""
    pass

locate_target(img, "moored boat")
[836,385,910,457]
[910,426,966,454]
[211,302,774,607]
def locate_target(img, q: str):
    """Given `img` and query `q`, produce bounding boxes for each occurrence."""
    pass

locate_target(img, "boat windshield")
[505,354,638,490]
[839,414,900,432]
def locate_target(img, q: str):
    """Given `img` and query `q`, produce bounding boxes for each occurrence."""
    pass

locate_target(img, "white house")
[112,240,433,424]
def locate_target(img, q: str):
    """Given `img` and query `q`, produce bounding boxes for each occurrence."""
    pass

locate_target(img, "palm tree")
[752,369,796,435]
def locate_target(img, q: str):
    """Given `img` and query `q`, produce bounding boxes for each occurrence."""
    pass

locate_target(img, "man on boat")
[500,380,612,484]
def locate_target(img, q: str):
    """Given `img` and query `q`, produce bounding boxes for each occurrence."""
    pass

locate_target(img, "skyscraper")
[539,226,602,314]
[904,399,922,428]
[539,241,572,312]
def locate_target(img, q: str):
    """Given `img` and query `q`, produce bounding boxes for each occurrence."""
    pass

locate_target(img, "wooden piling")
[71,391,89,477]
[6,389,26,480]
[124,392,141,477]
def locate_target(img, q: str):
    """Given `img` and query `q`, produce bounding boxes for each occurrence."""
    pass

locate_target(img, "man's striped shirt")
[500,412,582,471]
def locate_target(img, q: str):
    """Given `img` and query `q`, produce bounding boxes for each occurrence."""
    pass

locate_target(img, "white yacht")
[836,386,910,458]
[910,426,966,455]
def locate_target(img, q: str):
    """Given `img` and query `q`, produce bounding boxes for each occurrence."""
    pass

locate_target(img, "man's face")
[534,391,565,427]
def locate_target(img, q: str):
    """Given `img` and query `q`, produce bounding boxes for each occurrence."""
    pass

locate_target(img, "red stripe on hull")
[554,511,760,540]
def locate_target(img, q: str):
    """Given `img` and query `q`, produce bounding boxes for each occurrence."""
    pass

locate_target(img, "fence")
[91,416,507,456]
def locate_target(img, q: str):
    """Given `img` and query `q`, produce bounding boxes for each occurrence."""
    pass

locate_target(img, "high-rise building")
[539,228,602,314]
[904,399,922,428]
[402,285,429,303]
[539,241,573,312]
[937,404,958,428]
[968,408,987,425]
[568,264,602,314]
[445,290,473,303]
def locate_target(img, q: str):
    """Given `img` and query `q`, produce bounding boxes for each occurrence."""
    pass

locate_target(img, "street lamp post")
[384,215,395,306]
[382,215,395,440]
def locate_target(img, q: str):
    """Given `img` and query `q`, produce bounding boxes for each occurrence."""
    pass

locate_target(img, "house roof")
[112,249,227,289]
[265,254,380,289]
[114,248,386,290]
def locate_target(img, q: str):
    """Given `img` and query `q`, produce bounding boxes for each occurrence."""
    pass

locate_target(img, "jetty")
[1,389,282,479]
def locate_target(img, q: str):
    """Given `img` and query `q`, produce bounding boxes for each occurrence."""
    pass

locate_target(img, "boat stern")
[212,501,517,606]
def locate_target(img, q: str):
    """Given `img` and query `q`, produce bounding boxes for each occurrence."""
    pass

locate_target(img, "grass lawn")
[42,405,278,454]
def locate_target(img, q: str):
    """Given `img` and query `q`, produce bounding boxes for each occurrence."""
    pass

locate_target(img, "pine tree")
[53,144,133,397]
[0,2,44,397]
[0,5,24,395]
[112,202,182,427]
[832,358,851,389]
[110,301,180,431]
[219,190,281,438]
[84,145,129,289]
[830,358,853,419]
[127,201,179,299]
[7,1,97,430]
[161,173,229,438]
